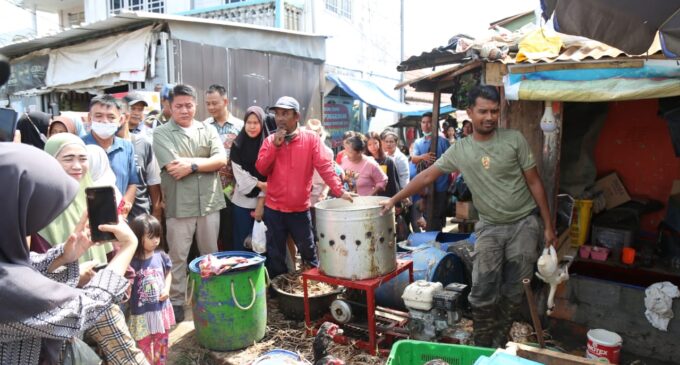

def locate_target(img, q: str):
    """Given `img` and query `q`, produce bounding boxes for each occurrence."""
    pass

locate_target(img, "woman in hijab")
[86,144,123,204]
[230,106,269,250]
[17,111,50,149]
[37,133,113,265]
[0,143,138,365]
[32,135,150,364]
[48,115,77,137]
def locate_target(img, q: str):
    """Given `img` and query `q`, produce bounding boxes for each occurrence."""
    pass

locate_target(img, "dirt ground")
[167,297,385,365]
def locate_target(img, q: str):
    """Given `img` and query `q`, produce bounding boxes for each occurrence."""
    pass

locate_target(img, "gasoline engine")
[402,280,467,341]
[327,281,467,342]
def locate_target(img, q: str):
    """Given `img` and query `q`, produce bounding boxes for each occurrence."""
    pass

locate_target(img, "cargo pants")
[469,213,542,347]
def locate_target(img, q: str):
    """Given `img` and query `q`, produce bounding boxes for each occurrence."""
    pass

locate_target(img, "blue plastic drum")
[375,246,465,310]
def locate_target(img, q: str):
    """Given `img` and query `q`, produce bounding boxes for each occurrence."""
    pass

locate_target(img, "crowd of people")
[1,81,557,363]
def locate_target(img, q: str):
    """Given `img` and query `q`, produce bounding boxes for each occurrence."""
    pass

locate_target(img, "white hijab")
[86,144,123,204]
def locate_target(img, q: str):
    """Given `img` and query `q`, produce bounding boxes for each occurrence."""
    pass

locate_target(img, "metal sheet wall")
[228,49,272,120]
[267,53,322,122]
[173,39,322,122]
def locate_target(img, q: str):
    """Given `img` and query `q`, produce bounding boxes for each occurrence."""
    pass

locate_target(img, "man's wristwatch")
[190,163,198,174]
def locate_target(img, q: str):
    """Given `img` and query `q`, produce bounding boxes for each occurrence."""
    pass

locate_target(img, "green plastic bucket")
[188,251,267,351]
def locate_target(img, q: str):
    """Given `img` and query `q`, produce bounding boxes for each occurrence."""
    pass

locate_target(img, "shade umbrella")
[541,0,680,57]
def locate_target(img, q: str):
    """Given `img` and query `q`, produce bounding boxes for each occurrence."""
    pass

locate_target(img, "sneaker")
[173,305,185,323]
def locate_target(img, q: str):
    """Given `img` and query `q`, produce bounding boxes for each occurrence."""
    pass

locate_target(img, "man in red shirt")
[256,96,354,278]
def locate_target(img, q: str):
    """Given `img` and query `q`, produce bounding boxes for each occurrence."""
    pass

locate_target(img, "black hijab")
[0,143,80,360]
[231,106,268,198]
[17,111,51,149]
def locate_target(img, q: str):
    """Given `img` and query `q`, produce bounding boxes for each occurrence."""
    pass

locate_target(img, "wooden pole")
[425,87,441,231]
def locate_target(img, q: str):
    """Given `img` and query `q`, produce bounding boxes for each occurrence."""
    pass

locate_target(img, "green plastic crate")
[386,340,495,365]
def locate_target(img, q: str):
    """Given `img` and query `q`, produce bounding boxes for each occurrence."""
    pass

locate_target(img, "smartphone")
[0,107,18,142]
[93,263,108,272]
[85,186,118,242]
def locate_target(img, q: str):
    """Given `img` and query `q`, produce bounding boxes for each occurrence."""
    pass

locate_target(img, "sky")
[403,0,539,57]
[0,0,540,51]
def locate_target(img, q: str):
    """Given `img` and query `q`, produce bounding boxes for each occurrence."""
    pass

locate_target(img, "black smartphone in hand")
[0,108,18,142]
[85,186,118,242]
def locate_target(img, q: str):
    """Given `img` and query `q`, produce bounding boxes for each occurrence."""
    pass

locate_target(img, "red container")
[586,329,622,364]
[621,247,636,265]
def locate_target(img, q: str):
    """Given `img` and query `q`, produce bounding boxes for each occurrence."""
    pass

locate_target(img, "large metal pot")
[314,196,397,280]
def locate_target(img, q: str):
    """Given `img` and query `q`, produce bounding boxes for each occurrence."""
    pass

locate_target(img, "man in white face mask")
[83,95,140,216]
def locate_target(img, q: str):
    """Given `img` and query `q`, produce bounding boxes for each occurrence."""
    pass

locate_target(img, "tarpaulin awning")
[327,74,454,115]
[542,0,680,58]
[504,59,680,101]
[45,26,153,90]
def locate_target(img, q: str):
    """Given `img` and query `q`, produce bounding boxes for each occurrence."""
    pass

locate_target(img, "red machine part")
[302,260,414,356]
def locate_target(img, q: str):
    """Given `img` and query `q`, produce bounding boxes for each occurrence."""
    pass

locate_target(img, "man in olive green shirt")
[152,84,227,322]
[381,85,556,347]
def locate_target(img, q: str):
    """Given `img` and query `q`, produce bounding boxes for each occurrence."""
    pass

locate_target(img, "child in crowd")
[128,214,175,365]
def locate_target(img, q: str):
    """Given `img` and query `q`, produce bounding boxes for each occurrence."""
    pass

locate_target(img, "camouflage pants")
[469,214,542,347]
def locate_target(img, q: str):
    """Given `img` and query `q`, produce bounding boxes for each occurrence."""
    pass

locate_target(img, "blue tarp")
[504,59,680,101]
[327,74,454,116]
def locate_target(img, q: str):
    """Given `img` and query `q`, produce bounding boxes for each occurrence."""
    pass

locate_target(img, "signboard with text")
[324,95,356,148]
[0,55,49,94]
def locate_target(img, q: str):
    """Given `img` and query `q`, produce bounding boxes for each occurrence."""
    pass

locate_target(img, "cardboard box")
[594,173,631,210]
[456,201,478,220]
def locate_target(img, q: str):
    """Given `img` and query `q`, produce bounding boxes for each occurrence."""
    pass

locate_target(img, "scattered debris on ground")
[168,298,384,365]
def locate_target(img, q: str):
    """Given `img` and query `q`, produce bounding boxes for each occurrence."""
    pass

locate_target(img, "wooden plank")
[395,64,464,90]
[504,342,600,365]
[484,62,507,86]
[439,60,482,81]
[508,59,644,74]
[504,100,544,175]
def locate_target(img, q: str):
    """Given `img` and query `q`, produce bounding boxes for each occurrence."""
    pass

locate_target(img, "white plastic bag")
[251,220,267,254]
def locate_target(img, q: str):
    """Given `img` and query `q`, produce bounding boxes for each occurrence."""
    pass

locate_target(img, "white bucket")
[586,329,622,364]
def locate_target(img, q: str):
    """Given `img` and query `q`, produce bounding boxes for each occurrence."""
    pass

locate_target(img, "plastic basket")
[569,199,593,247]
[386,340,495,365]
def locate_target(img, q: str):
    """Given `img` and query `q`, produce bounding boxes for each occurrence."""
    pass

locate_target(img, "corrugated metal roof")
[398,30,664,73]
[397,47,474,72]
[395,61,482,91]
[0,11,325,59]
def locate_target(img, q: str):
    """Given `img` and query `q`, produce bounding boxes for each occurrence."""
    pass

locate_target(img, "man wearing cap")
[121,95,162,221]
[256,96,354,278]
[152,84,226,322]
[125,92,149,134]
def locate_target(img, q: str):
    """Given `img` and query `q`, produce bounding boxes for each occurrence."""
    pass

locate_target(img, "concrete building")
[14,0,404,145]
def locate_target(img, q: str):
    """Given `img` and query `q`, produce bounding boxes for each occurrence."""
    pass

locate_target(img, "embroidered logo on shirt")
[481,156,491,169]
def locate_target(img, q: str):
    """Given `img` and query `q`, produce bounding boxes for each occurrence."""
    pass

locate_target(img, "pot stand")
[302,259,414,356]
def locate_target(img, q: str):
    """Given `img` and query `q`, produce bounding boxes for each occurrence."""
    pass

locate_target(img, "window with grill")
[325,0,351,19]
[109,0,165,14]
